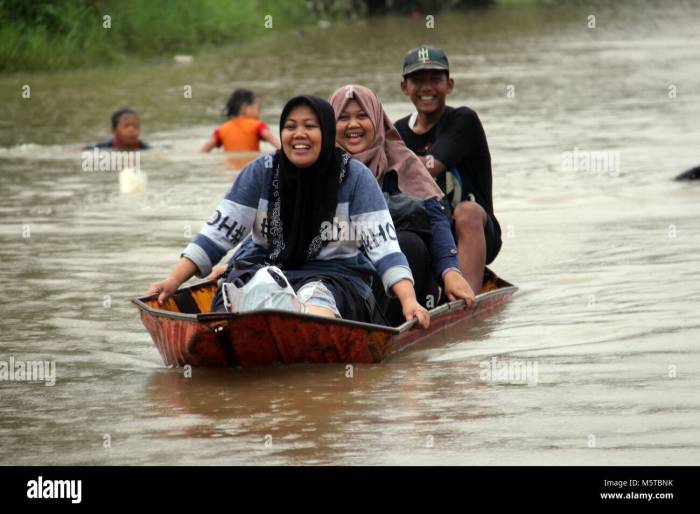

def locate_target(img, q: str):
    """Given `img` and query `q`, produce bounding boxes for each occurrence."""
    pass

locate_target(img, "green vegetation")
[0,0,500,72]
[0,0,323,71]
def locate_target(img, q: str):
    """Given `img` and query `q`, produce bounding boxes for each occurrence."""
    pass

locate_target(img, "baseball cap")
[402,45,449,77]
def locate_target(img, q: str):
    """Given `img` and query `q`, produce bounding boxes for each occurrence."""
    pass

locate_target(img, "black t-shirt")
[395,106,499,234]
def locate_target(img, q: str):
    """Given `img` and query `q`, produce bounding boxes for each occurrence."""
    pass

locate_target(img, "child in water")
[202,89,281,152]
[86,108,150,150]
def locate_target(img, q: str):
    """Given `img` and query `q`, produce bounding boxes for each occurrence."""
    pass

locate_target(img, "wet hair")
[225,89,255,118]
[111,108,138,129]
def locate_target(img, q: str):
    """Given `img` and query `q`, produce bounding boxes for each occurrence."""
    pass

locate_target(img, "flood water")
[1,1,699,465]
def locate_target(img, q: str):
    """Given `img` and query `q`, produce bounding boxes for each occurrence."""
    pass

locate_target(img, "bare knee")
[454,202,487,234]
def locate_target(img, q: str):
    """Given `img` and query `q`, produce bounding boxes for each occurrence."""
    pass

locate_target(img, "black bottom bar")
[0,466,697,508]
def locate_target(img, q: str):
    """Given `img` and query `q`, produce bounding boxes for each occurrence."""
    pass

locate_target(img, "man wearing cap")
[395,45,502,294]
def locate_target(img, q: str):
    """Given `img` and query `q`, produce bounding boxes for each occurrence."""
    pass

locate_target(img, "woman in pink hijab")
[330,85,475,322]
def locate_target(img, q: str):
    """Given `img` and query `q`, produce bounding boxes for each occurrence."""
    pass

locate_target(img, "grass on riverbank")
[0,0,578,72]
[0,0,322,72]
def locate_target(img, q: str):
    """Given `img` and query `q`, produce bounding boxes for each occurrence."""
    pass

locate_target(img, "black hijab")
[267,95,349,267]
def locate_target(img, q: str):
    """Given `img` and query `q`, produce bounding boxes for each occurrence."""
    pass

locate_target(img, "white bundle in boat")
[222,266,302,313]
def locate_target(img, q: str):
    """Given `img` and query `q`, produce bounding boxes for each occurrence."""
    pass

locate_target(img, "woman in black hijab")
[148,95,429,328]
[267,95,345,267]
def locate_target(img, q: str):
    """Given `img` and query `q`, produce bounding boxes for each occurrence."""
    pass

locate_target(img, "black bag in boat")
[383,192,432,237]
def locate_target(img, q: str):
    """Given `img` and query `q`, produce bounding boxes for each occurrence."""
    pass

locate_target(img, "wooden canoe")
[133,269,517,367]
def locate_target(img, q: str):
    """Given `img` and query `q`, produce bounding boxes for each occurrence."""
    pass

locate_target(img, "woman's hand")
[206,263,228,281]
[401,298,430,329]
[391,278,430,329]
[443,269,476,308]
[146,277,180,305]
[145,257,198,305]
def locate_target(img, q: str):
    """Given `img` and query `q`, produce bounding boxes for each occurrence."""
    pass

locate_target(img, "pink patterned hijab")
[329,84,443,200]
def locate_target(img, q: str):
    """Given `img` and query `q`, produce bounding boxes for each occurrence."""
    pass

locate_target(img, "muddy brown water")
[1,2,699,464]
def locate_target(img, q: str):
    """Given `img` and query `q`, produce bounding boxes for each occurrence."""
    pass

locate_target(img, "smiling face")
[400,70,454,115]
[335,99,375,154]
[281,104,322,168]
[112,113,141,149]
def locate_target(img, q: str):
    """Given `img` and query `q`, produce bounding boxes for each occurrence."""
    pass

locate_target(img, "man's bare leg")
[453,201,488,293]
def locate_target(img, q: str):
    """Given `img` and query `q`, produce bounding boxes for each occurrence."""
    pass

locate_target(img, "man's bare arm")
[419,155,447,178]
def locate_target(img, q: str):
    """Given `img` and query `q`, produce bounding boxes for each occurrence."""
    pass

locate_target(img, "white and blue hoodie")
[182,155,414,296]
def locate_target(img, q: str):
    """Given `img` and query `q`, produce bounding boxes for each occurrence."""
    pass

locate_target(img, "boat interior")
[137,268,508,319]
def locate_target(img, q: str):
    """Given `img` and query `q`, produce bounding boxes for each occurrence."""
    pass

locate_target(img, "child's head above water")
[225,89,261,119]
[111,108,142,150]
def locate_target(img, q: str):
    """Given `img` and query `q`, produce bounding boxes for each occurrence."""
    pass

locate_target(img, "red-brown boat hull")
[133,270,516,367]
